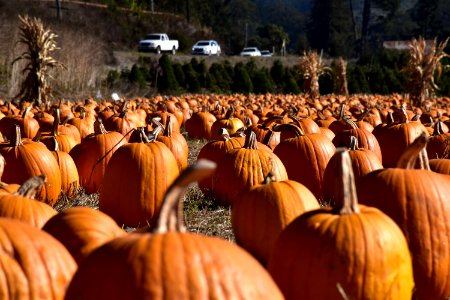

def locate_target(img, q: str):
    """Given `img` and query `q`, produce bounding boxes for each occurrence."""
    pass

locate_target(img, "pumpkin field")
[2,13,450,300]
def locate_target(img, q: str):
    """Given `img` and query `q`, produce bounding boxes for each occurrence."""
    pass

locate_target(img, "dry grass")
[53,134,234,241]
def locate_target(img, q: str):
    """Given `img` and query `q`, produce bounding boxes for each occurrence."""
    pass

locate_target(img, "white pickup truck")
[138,33,179,54]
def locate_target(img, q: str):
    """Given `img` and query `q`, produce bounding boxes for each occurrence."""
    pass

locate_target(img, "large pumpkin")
[358,133,450,300]
[0,218,76,299]
[232,171,319,265]
[0,175,57,228]
[2,125,62,205]
[99,127,179,228]
[268,149,414,300]
[212,130,287,206]
[65,160,284,300]
[273,123,335,199]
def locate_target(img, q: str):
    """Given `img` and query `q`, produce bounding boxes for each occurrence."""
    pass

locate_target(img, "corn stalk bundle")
[403,36,449,107]
[13,15,64,105]
[333,57,349,96]
[299,50,331,99]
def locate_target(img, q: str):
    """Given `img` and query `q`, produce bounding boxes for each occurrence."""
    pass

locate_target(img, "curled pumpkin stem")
[396,132,429,169]
[154,159,216,234]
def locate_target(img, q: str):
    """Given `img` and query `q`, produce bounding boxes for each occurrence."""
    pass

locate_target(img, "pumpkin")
[429,158,450,175]
[2,125,62,205]
[232,171,319,265]
[67,106,95,139]
[0,218,77,299]
[373,106,428,167]
[210,106,245,140]
[69,119,126,193]
[185,109,217,140]
[323,135,383,204]
[43,206,125,265]
[48,137,79,197]
[99,127,179,228]
[0,106,39,139]
[0,175,57,228]
[153,116,188,170]
[273,123,335,200]
[212,130,287,206]
[65,160,284,300]
[268,148,414,300]
[426,119,450,159]
[358,132,450,300]
[39,108,78,153]
[197,128,244,194]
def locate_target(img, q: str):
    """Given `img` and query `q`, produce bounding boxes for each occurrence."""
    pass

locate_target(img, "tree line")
[105,51,450,97]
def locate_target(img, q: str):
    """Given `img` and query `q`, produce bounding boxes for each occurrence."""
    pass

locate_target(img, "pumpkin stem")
[52,108,61,136]
[348,135,359,150]
[398,107,409,124]
[331,148,360,215]
[11,125,23,147]
[343,117,358,129]
[224,106,234,119]
[0,153,4,178]
[433,119,445,136]
[21,106,32,119]
[272,123,305,137]
[94,119,108,135]
[243,130,258,149]
[163,115,172,137]
[339,103,346,120]
[217,128,231,141]
[14,174,46,199]
[154,159,216,234]
[396,132,429,169]
[386,112,394,125]
[48,136,59,152]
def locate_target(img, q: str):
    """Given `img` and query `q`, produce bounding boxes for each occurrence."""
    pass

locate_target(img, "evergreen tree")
[252,69,274,94]
[128,64,146,88]
[182,62,201,93]
[232,63,253,93]
[157,54,179,93]
[270,60,285,89]
[172,63,186,89]
[282,69,301,94]
[209,63,231,92]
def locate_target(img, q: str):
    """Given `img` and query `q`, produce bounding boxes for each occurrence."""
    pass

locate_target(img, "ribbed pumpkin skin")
[197,137,244,193]
[373,121,427,167]
[273,134,335,199]
[99,142,179,228]
[157,131,188,171]
[268,206,414,300]
[43,207,125,265]
[232,179,319,265]
[2,141,62,205]
[52,150,79,197]
[358,169,450,300]
[429,158,450,175]
[0,192,57,228]
[0,218,76,300]
[69,131,126,193]
[212,147,287,206]
[65,232,284,300]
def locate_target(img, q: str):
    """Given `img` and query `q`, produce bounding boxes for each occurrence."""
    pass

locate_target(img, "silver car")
[192,40,221,56]
[240,47,261,56]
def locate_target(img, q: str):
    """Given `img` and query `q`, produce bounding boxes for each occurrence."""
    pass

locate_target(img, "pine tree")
[157,54,179,93]
[232,63,253,93]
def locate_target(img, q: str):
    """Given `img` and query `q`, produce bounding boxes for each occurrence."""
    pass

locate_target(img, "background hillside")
[1,0,450,100]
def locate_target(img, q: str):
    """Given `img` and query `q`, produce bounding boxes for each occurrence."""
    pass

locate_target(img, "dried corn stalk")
[13,15,64,105]
[403,36,449,107]
[333,57,349,96]
[299,50,331,98]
